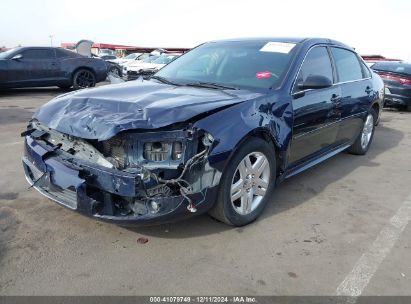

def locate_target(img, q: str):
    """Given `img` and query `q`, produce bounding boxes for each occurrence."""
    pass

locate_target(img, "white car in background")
[112,52,151,66]
[97,48,116,57]
[126,54,181,80]
[123,55,159,77]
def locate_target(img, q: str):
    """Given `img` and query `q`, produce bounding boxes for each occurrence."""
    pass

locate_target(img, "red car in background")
[362,55,401,67]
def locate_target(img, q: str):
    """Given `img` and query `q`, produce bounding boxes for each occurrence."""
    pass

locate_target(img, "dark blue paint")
[22,37,385,225]
[34,80,263,140]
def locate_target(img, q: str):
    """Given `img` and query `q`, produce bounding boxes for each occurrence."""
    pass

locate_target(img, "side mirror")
[297,75,332,90]
[11,54,23,61]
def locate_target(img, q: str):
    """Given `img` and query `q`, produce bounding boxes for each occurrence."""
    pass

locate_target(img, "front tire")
[108,65,121,76]
[209,137,276,226]
[347,109,377,155]
[72,69,96,90]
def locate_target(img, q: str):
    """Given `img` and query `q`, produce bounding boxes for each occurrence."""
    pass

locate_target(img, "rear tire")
[406,106,411,112]
[72,69,96,90]
[347,108,377,155]
[208,137,276,226]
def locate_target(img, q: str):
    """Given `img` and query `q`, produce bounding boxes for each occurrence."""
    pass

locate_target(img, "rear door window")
[295,46,333,90]
[331,48,364,82]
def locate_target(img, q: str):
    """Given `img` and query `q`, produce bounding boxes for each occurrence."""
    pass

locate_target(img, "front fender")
[193,91,293,173]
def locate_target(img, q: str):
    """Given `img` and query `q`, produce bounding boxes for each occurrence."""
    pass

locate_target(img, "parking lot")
[0,85,410,296]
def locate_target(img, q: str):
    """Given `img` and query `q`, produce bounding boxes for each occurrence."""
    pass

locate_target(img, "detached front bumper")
[22,136,218,225]
[126,69,157,81]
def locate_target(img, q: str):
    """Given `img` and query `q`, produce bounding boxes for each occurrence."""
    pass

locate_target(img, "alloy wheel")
[230,152,271,215]
[361,114,374,149]
[75,70,95,88]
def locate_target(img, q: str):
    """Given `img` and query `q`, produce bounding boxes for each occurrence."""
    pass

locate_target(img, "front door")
[289,46,341,164]
[7,48,57,86]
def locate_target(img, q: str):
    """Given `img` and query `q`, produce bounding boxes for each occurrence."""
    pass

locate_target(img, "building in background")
[61,42,189,57]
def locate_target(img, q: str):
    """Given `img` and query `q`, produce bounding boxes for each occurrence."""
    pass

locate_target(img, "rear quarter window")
[56,49,79,58]
[361,61,371,78]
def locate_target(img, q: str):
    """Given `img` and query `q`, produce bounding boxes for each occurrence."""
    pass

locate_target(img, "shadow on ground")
[125,124,404,238]
[0,107,35,125]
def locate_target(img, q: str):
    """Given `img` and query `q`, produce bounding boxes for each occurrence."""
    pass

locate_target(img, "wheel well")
[371,102,380,124]
[235,129,283,178]
[71,67,96,81]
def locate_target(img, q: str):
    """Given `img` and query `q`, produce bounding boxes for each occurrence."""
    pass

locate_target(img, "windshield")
[372,62,411,75]
[125,53,140,59]
[100,49,114,55]
[102,55,117,60]
[156,40,297,89]
[0,48,19,59]
[152,55,178,65]
[142,55,159,63]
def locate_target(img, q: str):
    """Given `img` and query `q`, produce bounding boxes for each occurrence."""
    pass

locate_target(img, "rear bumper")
[384,94,411,107]
[384,85,411,107]
[22,136,218,226]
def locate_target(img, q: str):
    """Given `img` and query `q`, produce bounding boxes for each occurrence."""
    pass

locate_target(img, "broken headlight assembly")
[25,121,215,174]
[143,141,183,161]
[23,121,217,216]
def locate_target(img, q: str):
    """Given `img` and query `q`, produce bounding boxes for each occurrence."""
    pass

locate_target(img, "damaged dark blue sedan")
[22,38,384,226]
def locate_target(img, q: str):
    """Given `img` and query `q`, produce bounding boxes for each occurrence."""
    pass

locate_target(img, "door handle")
[330,94,341,103]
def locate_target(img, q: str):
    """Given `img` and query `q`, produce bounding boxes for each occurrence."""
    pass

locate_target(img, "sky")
[1,0,410,60]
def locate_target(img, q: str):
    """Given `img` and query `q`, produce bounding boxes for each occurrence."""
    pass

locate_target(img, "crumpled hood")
[34,80,263,140]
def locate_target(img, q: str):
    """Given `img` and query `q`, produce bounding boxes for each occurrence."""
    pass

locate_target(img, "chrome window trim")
[291,45,372,95]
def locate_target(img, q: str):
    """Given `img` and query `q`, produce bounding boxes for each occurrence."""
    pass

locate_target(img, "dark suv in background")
[0,47,108,90]
[22,38,384,226]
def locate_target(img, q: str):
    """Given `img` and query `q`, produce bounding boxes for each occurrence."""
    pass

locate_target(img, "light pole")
[49,35,53,46]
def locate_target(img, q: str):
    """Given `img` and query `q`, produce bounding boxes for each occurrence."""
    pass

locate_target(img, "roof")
[211,37,307,43]
[208,37,351,48]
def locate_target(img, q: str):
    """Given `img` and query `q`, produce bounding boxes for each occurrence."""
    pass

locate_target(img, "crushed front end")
[22,121,221,225]
[126,68,158,81]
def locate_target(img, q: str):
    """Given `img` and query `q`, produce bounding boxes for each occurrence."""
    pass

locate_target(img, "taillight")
[399,78,411,85]
[378,72,411,85]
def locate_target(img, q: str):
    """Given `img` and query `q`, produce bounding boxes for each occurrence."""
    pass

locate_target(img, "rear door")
[289,46,342,164]
[330,47,372,145]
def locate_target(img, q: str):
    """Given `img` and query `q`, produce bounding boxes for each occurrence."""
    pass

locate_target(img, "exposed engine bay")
[24,120,220,218]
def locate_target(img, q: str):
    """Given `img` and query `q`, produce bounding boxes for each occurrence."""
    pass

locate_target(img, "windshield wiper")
[184,81,239,90]
[150,75,181,86]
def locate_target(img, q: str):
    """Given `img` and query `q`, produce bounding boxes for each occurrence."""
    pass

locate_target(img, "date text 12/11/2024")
[149,296,257,303]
